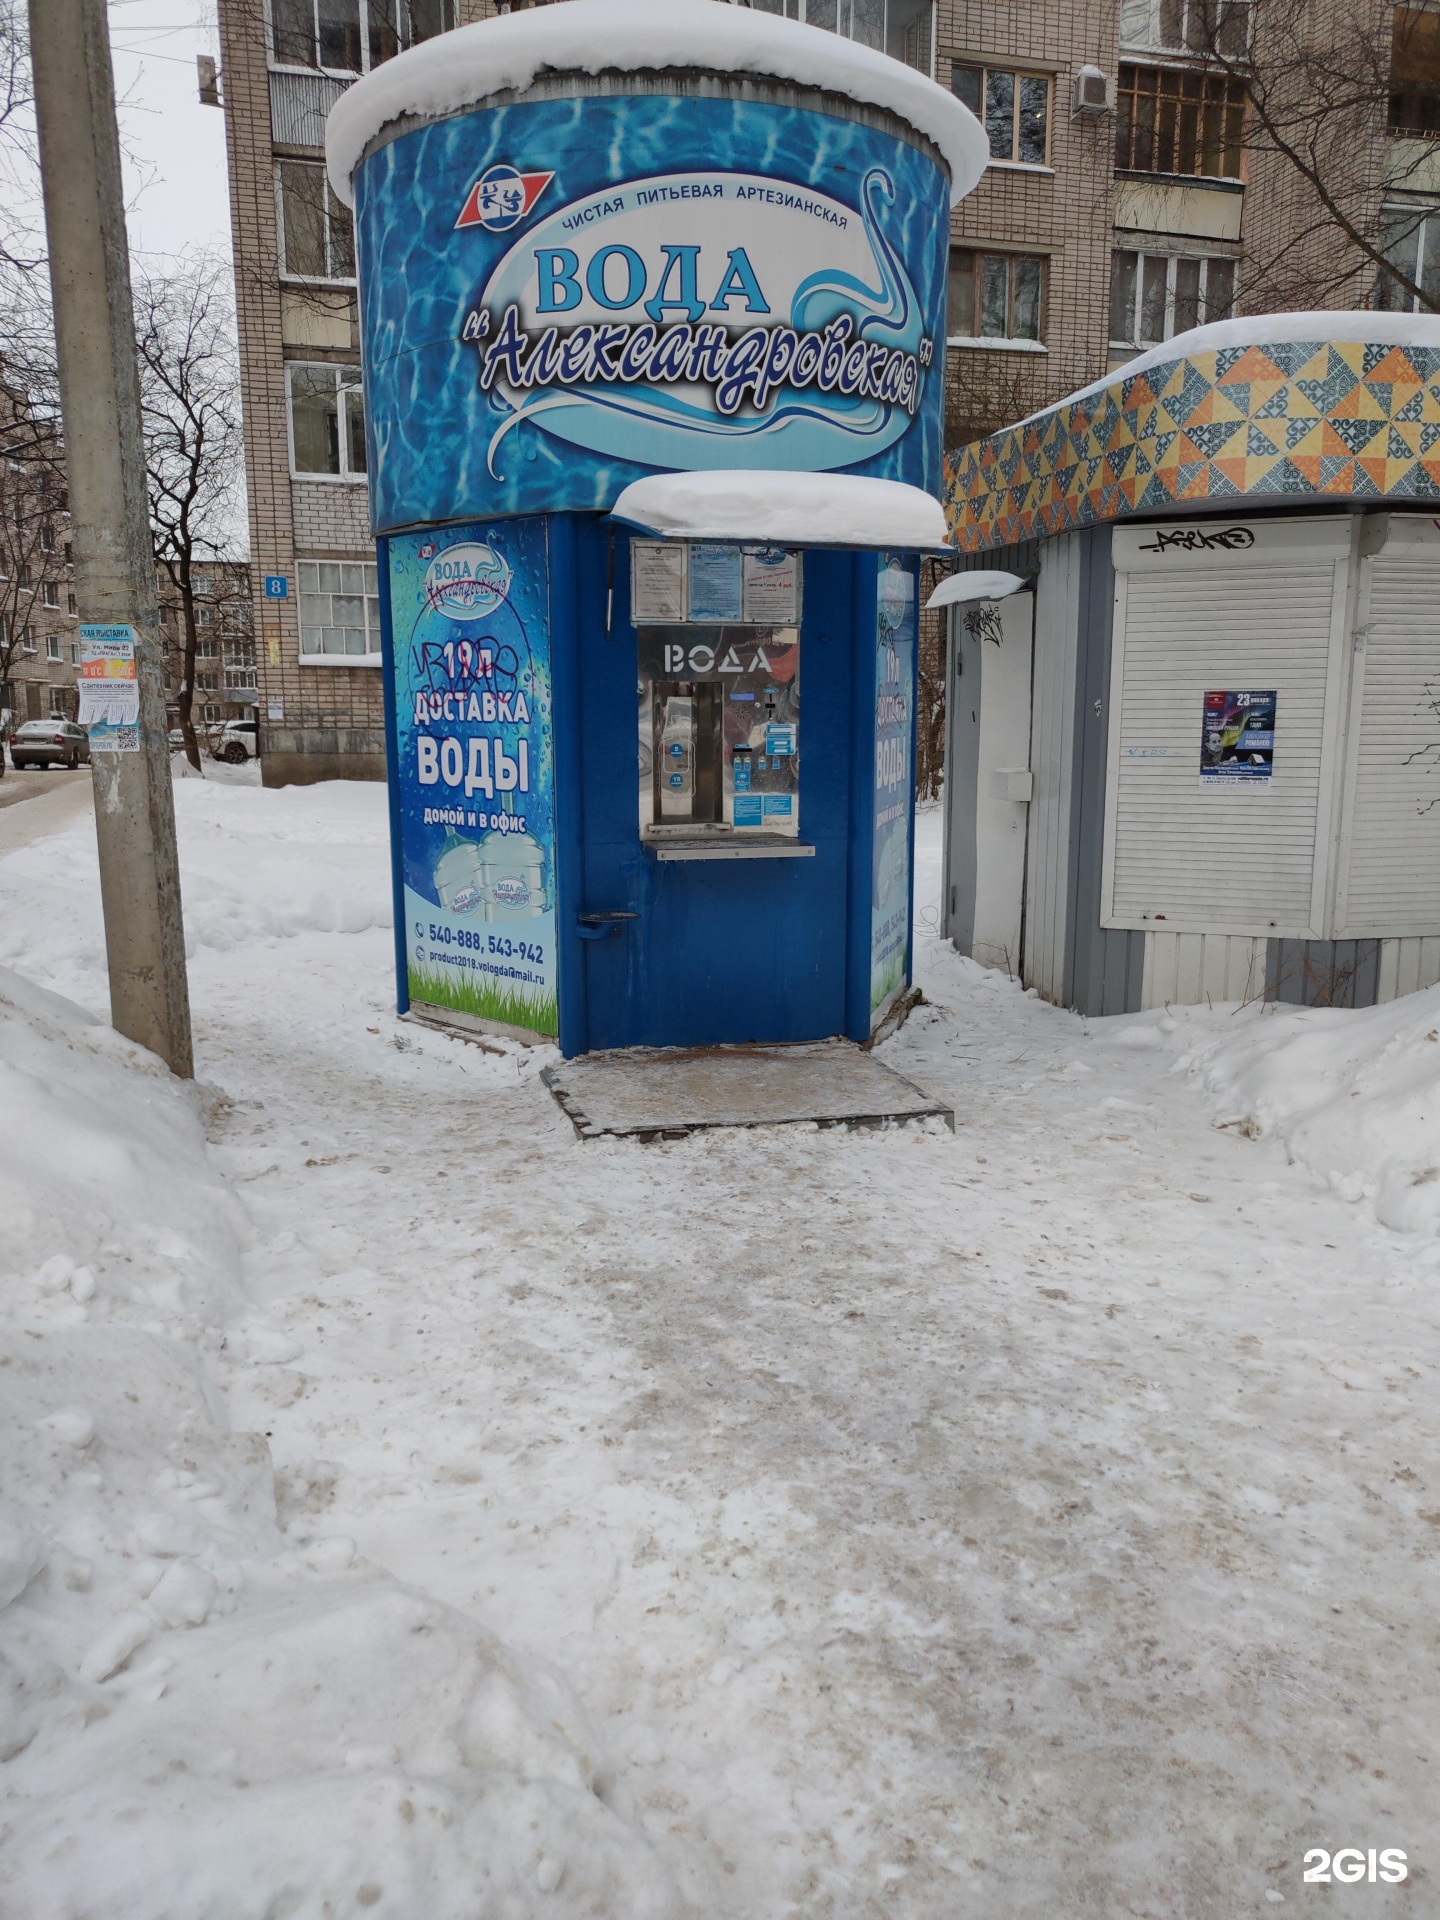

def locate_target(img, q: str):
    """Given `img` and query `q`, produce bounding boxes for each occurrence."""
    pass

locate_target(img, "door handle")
[577,911,639,942]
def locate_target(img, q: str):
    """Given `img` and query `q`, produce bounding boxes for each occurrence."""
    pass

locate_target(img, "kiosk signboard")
[354,92,950,527]
[387,518,558,1038]
[871,555,916,1025]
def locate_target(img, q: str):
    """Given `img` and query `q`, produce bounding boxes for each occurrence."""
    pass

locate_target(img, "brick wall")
[938,0,1121,439]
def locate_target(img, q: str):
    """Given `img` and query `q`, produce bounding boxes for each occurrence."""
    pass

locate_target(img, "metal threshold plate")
[542,1038,953,1141]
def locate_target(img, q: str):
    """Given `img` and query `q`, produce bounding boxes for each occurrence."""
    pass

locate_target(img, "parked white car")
[207,719,259,764]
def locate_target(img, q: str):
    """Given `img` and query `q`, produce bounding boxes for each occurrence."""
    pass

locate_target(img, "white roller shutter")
[1334,519,1440,936]
[1102,516,1353,939]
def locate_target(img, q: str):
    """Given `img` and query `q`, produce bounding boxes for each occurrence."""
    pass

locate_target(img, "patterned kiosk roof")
[943,315,1440,554]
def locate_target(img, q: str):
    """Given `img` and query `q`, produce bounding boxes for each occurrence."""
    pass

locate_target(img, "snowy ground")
[1,777,1436,1917]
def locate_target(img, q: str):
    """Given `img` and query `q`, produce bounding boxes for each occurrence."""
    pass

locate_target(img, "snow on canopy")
[611,469,951,549]
[926,569,1026,609]
[326,0,989,209]
[1020,310,1440,428]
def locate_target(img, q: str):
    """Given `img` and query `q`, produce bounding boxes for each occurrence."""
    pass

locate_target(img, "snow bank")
[326,0,989,208]
[0,963,679,1916]
[1180,983,1440,1231]
[613,470,950,549]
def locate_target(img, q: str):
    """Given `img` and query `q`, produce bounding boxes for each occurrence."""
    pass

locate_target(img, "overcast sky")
[109,0,233,267]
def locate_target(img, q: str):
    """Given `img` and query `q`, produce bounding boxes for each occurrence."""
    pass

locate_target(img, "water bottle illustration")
[480,826,547,919]
[433,831,485,914]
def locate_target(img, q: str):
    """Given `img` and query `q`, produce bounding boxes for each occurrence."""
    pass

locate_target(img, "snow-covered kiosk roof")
[326,0,989,209]
[612,471,952,550]
[946,313,1440,553]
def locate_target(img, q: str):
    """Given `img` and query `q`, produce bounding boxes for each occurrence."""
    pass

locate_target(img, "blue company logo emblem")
[458,166,933,479]
[423,543,513,622]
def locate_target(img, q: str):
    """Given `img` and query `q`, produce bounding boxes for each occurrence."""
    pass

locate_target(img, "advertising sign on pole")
[386,519,557,1039]
[870,555,915,1026]
[77,622,140,753]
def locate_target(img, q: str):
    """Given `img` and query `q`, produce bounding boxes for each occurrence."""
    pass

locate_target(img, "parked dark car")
[9,718,91,769]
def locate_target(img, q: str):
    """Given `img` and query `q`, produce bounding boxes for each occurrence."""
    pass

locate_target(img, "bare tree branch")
[134,252,245,771]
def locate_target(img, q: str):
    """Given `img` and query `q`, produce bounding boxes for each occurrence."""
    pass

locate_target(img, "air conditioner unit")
[1073,65,1114,114]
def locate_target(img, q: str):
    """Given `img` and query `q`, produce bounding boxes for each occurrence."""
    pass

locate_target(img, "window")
[299,558,382,658]
[21,625,34,653]
[224,665,258,691]
[736,0,935,72]
[279,160,355,281]
[1119,0,1250,56]
[950,64,1049,166]
[270,0,456,74]
[46,634,60,661]
[1116,64,1246,178]
[17,563,29,588]
[67,592,76,616]
[1109,250,1236,347]
[288,364,367,479]
[198,604,214,626]
[197,637,219,659]
[69,641,79,665]
[1392,9,1440,136]
[197,670,218,691]
[948,249,1044,343]
[39,523,54,553]
[202,702,222,724]
[1376,205,1440,310]
[41,581,58,609]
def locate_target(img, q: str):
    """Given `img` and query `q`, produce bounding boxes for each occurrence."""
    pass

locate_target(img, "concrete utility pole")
[30,0,193,1076]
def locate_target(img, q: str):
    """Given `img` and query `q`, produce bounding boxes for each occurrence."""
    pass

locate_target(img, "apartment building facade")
[216,0,1424,785]
[156,560,257,735]
[0,405,79,737]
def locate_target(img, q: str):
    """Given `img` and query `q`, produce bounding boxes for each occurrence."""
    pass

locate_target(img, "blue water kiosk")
[326,0,985,1058]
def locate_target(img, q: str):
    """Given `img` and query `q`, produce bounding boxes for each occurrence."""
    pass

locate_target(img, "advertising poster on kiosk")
[870,555,916,1026]
[1200,689,1277,783]
[352,90,949,532]
[386,519,557,1038]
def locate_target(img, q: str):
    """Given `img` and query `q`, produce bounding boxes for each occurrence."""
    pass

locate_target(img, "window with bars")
[1118,0,1250,56]
[269,0,456,74]
[950,63,1049,166]
[288,364,367,479]
[948,249,1045,343]
[1115,64,1246,179]
[1375,205,1440,310]
[1109,249,1236,348]
[299,559,382,659]
[279,160,356,282]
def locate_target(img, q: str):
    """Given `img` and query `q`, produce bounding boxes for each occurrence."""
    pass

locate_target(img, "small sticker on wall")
[1200,689,1276,782]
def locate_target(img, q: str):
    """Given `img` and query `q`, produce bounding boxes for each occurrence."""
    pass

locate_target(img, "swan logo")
[459,166,934,480]
[423,543,512,622]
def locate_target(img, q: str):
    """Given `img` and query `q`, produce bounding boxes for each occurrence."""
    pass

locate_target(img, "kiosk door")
[574,540,857,1053]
